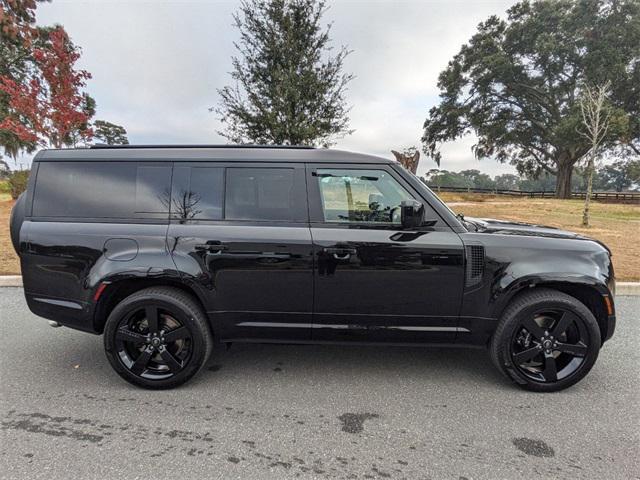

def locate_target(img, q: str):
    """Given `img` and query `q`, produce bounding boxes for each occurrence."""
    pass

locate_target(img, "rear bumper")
[25,292,99,334]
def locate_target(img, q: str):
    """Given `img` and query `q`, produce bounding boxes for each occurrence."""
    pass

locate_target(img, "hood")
[464,217,587,240]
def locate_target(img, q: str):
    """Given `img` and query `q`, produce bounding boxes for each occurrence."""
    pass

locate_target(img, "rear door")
[22,161,173,331]
[307,163,465,343]
[167,162,313,341]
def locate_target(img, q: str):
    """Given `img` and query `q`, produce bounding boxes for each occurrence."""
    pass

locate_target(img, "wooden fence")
[425,185,640,203]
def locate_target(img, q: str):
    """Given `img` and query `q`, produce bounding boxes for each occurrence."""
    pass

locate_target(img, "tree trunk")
[582,153,595,227]
[555,160,574,199]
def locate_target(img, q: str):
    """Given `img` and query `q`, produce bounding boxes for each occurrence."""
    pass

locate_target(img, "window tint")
[225,168,295,221]
[316,169,413,223]
[33,162,171,218]
[171,166,224,221]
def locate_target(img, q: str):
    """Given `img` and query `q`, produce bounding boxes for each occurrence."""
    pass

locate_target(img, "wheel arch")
[493,279,612,346]
[92,277,210,334]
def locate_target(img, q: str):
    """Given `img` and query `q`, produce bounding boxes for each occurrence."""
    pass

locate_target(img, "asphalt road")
[0,289,638,480]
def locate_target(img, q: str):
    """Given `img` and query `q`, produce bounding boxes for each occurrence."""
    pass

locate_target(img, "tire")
[104,287,213,389]
[9,192,26,255]
[490,288,601,392]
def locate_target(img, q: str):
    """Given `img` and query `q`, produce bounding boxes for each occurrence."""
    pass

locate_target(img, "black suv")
[10,145,616,391]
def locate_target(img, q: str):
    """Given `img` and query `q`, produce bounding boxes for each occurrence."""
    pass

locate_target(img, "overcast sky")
[24,0,519,176]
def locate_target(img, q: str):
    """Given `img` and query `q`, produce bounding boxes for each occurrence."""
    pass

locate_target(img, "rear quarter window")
[33,161,171,219]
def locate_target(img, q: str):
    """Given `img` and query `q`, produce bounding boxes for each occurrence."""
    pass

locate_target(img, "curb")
[0,276,22,287]
[0,275,638,295]
[617,282,640,296]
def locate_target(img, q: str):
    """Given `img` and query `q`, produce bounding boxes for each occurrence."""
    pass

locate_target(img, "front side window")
[316,169,413,223]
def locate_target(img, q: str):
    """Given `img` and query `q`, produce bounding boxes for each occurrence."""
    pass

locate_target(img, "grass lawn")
[0,189,638,280]
[440,192,640,281]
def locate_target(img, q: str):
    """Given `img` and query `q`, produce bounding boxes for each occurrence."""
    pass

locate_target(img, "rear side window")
[33,162,171,219]
[225,168,295,221]
[170,164,305,222]
[170,165,224,221]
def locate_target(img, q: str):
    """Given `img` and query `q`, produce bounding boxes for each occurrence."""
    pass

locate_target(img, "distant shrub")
[8,170,30,200]
[0,180,9,194]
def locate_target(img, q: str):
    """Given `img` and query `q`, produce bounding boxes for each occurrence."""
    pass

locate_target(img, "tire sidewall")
[104,292,208,389]
[495,294,601,392]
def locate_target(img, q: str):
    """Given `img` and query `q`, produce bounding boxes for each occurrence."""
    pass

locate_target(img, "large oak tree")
[422,0,639,198]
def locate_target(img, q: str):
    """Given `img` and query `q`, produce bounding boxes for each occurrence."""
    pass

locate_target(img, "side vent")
[465,245,485,287]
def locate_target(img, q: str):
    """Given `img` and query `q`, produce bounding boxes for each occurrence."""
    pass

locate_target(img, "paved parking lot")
[0,288,638,480]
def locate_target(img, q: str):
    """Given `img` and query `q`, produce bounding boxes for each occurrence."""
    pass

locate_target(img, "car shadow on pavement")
[18,329,509,391]
[200,342,508,389]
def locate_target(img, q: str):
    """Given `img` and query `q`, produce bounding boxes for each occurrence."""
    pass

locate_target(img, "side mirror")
[401,200,425,229]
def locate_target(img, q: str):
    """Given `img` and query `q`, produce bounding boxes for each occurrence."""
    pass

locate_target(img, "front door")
[167,162,313,341]
[307,165,465,343]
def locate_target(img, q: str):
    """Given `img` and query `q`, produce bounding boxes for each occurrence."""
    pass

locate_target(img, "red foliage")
[0,26,94,147]
[0,0,39,46]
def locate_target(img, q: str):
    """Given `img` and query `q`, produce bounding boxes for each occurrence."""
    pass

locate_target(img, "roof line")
[89,144,315,150]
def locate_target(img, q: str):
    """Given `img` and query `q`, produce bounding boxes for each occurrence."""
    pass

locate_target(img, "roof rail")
[89,144,315,150]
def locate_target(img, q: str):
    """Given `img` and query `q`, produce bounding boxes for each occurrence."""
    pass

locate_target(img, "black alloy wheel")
[114,305,193,380]
[104,287,213,389]
[490,288,601,392]
[510,309,589,383]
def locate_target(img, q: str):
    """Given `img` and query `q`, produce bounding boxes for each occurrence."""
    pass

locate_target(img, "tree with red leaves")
[0,0,45,159]
[0,25,93,148]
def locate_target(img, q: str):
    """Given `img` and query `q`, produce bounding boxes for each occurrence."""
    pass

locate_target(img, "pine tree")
[214,0,353,147]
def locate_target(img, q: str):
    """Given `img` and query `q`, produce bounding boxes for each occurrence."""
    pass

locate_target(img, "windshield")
[394,163,464,221]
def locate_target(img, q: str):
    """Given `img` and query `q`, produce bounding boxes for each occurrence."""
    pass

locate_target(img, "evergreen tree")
[93,120,129,145]
[215,0,353,146]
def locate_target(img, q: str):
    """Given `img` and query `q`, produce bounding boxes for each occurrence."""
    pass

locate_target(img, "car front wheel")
[490,288,601,392]
[104,287,213,389]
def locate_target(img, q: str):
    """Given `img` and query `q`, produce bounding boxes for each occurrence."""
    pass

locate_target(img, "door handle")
[324,247,357,260]
[195,243,228,254]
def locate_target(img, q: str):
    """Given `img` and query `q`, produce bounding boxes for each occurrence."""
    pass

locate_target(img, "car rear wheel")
[104,287,213,389]
[490,288,601,392]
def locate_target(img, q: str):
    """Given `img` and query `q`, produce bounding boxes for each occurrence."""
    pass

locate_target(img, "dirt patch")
[0,200,19,275]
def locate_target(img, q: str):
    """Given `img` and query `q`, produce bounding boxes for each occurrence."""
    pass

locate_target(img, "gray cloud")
[14,0,518,175]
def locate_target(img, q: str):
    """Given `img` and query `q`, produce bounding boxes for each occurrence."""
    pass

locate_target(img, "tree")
[214,0,353,146]
[596,160,639,191]
[0,0,46,160]
[494,173,520,190]
[424,169,474,189]
[459,169,496,190]
[93,120,129,145]
[0,26,93,148]
[578,82,612,226]
[0,159,9,178]
[65,93,95,147]
[0,0,42,45]
[421,0,640,198]
[391,147,420,173]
